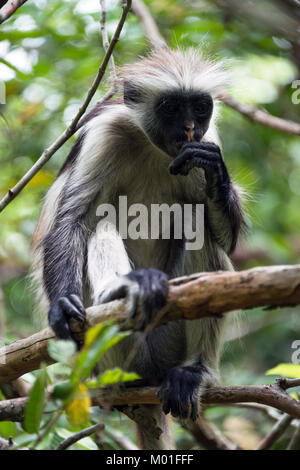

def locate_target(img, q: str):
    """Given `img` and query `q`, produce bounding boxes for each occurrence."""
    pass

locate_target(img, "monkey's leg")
[86,221,132,303]
[87,224,173,449]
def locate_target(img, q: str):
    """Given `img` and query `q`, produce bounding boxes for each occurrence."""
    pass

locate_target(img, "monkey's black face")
[149,91,213,157]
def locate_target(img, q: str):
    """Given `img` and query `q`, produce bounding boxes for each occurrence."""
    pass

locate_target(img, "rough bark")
[1,265,300,384]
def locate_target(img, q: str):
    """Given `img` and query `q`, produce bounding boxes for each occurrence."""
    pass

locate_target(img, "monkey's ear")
[123,80,141,105]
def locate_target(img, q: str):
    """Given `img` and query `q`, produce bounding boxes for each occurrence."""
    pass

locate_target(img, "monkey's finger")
[69,294,85,314]
[54,321,73,341]
[169,153,192,174]
[127,283,140,320]
[190,397,200,422]
[58,297,85,322]
[182,142,220,153]
[48,304,73,340]
[98,282,128,304]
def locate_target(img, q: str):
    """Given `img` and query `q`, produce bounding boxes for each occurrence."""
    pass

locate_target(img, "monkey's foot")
[48,294,86,341]
[158,366,208,421]
[97,268,168,330]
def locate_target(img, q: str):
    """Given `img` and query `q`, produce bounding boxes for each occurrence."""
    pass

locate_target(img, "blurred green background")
[0,0,299,449]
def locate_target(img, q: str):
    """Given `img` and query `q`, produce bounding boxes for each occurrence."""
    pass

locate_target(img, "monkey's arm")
[169,142,244,254]
[42,201,88,339]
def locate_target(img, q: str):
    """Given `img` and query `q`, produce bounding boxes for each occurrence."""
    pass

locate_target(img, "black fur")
[169,141,244,254]
[158,364,208,420]
[97,268,169,331]
[142,91,213,157]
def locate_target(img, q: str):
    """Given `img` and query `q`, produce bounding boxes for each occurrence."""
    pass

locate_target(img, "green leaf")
[87,368,140,388]
[266,363,300,378]
[0,421,15,439]
[24,367,47,433]
[52,381,75,400]
[73,322,129,382]
[47,339,76,363]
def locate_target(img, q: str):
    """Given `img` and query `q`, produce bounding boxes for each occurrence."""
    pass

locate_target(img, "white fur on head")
[119,48,229,98]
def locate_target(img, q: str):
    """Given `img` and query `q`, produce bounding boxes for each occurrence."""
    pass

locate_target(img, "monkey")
[32,48,244,449]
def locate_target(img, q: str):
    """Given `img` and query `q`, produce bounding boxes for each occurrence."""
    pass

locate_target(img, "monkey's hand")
[97,268,168,330]
[48,294,86,340]
[158,366,213,421]
[169,142,230,200]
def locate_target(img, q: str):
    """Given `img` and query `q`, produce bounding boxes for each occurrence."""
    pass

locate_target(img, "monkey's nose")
[184,122,195,141]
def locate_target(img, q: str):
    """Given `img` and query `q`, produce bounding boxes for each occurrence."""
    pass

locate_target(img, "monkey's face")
[152,91,213,157]
[125,87,213,158]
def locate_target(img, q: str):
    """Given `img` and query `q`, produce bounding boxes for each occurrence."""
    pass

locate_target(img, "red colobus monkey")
[32,48,244,449]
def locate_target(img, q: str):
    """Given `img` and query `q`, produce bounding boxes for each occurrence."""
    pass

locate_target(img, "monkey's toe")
[158,366,203,421]
[126,268,168,330]
[48,294,86,341]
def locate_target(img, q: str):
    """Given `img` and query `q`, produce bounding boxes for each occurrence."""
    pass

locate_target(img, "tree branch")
[131,0,167,50]
[0,0,132,213]
[184,418,238,450]
[92,382,300,419]
[287,421,300,450]
[55,422,104,450]
[220,93,300,136]
[1,265,300,384]
[0,0,27,24]
[1,379,299,423]
[0,396,27,421]
[255,413,293,450]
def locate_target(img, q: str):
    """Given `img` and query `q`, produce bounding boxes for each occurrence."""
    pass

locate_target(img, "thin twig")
[0,0,28,24]
[255,414,293,450]
[287,420,300,450]
[31,410,63,449]
[184,417,238,450]
[220,93,300,136]
[0,0,132,214]
[105,427,139,450]
[55,422,104,450]
[100,0,117,79]
[131,0,167,50]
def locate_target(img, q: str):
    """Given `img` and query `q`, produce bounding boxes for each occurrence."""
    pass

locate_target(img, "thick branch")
[0,0,27,24]
[1,265,300,384]
[1,380,299,422]
[92,383,300,419]
[0,396,27,421]
[0,0,132,213]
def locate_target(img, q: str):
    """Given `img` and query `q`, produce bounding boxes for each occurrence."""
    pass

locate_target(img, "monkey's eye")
[193,95,213,116]
[160,100,178,115]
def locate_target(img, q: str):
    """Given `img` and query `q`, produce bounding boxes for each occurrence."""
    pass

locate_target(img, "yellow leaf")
[66,383,91,427]
[266,363,300,378]
[84,323,105,348]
